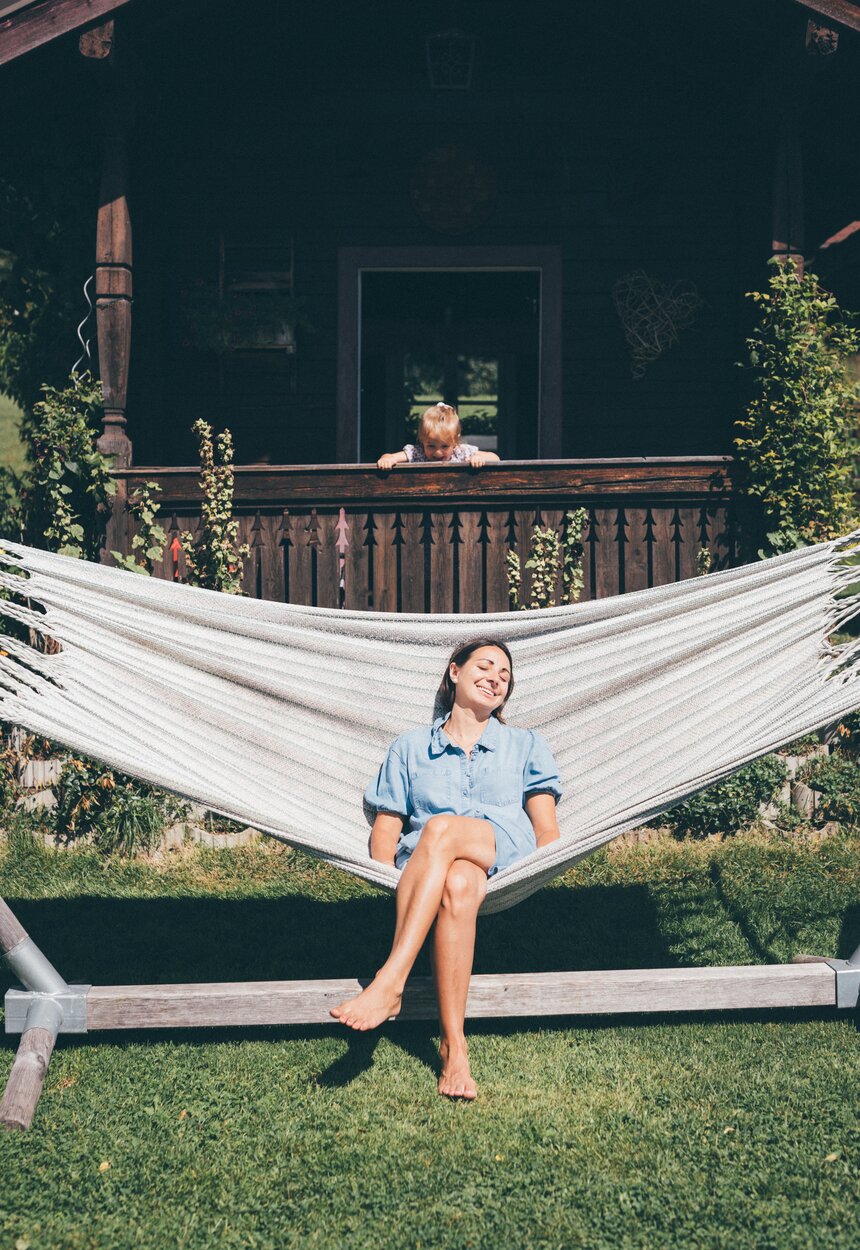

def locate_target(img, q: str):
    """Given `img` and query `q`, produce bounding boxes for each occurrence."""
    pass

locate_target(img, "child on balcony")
[377,402,500,470]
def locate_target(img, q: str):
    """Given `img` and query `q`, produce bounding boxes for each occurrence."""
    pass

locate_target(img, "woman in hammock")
[330,638,562,1099]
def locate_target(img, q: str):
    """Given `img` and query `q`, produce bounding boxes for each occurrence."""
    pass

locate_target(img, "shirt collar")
[430,713,500,755]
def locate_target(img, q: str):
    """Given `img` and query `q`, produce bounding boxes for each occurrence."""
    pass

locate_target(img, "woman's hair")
[435,638,514,722]
[418,402,461,446]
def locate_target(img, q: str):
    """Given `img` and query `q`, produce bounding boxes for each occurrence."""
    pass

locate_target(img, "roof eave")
[0,0,134,67]
[793,0,860,35]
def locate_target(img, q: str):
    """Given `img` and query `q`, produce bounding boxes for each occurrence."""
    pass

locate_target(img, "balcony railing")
[107,458,738,612]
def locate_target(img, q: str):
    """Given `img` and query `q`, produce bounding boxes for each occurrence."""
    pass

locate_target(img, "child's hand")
[469,451,490,468]
[377,453,400,470]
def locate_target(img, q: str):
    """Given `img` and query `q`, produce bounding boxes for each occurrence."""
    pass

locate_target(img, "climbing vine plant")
[111,481,166,575]
[180,419,249,594]
[507,508,588,610]
[734,258,860,556]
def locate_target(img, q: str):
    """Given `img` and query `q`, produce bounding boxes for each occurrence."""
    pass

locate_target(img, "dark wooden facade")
[122,0,860,468]
[2,0,859,609]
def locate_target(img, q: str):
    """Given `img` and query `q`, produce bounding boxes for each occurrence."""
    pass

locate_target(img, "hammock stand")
[2,534,860,1127]
[1,892,859,1129]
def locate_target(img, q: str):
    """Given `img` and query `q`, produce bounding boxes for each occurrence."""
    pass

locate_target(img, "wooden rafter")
[793,0,860,34]
[0,0,133,66]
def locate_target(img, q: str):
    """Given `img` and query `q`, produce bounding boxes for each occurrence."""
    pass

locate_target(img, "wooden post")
[87,20,133,471]
[0,1006,61,1132]
[0,895,26,956]
[0,897,67,1131]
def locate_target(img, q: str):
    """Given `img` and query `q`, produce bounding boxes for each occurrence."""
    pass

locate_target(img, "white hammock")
[0,535,859,914]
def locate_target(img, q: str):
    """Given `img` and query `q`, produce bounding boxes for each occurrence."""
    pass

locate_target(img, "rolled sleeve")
[364,745,411,818]
[523,731,562,804]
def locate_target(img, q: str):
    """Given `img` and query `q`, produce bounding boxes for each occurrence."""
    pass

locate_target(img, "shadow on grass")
[708,861,860,965]
[3,889,857,1087]
[837,903,860,963]
[0,881,668,989]
[0,883,670,1086]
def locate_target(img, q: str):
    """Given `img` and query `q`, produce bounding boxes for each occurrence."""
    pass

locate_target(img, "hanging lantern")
[425,28,476,90]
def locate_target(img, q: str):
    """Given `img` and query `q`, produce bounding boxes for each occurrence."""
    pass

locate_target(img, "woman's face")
[450,646,511,715]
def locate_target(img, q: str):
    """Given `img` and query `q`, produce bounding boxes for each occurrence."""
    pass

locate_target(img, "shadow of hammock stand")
[2,895,859,1131]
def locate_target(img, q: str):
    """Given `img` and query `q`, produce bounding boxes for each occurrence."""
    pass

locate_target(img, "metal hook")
[71,274,94,381]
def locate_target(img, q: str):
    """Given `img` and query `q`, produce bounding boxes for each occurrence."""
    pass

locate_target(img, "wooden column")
[770,17,838,271]
[85,20,133,469]
[771,99,804,270]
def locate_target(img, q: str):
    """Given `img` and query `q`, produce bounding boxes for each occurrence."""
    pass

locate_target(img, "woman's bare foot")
[329,975,403,1031]
[438,1039,477,1100]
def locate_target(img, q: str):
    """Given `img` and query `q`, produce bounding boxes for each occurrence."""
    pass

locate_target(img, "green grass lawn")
[1,827,858,1250]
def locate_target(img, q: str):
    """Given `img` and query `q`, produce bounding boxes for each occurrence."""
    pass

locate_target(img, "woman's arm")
[525,792,560,849]
[370,812,406,865]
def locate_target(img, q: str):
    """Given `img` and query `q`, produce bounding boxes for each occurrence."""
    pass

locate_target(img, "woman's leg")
[432,858,487,1099]
[330,815,495,1031]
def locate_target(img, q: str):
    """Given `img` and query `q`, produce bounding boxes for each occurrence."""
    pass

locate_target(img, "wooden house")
[2,0,859,611]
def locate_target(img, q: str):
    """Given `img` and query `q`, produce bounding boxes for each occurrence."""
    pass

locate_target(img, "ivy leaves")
[111,482,167,575]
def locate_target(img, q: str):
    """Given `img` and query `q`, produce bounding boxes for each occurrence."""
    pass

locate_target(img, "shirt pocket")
[477,778,521,808]
[409,762,455,813]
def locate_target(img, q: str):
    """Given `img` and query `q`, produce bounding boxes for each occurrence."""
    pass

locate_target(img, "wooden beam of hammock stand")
[1,894,858,1130]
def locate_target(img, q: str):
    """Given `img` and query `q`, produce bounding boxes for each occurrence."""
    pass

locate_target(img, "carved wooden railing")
[107,458,739,612]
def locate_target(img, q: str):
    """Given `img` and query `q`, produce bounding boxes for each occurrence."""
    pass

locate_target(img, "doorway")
[336,247,562,463]
[359,271,539,463]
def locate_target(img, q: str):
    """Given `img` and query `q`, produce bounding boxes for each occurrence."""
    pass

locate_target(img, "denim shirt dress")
[364,715,562,876]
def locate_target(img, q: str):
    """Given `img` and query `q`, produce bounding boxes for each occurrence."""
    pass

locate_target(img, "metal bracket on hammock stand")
[2,888,858,1131]
[791,944,860,1009]
[829,955,860,1009]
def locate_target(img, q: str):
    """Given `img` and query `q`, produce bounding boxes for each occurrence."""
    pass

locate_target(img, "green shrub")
[53,754,188,856]
[0,464,22,541]
[832,712,860,757]
[733,258,860,557]
[796,754,860,826]
[21,372,115,559]
[665,755,787,838]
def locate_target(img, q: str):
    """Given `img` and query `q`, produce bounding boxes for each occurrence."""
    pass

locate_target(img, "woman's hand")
[525,792,561,849]
[369,812,405,865]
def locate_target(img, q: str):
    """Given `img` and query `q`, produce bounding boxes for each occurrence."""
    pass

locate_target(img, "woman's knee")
[417,814,455,855]
[440,862,487,916]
